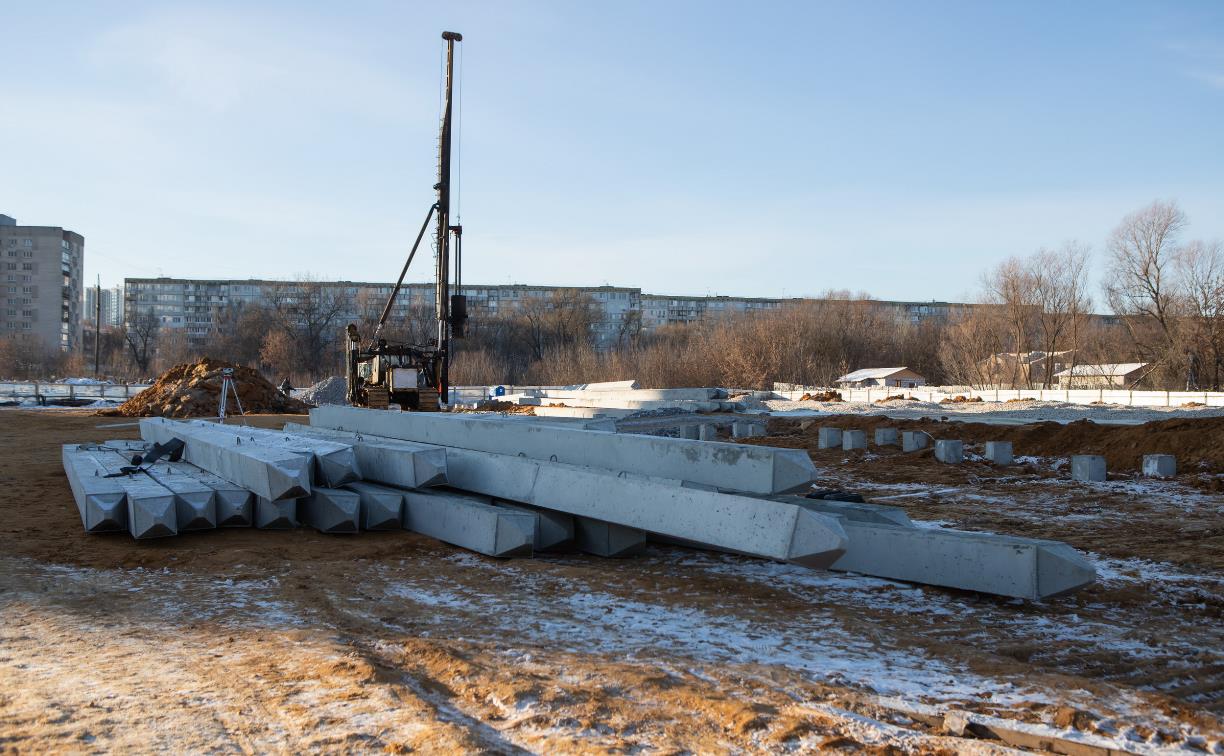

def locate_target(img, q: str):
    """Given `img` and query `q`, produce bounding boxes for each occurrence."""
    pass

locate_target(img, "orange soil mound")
[799,391,842,402]
[940,395,984,404]
[98,358,309,418]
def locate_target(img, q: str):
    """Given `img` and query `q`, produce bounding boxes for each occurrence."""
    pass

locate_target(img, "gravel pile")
[297,376,348,406]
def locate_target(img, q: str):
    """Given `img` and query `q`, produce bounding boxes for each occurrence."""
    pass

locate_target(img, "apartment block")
[84,285,124,327]
[124,277,966,349]
[0,213,85,351]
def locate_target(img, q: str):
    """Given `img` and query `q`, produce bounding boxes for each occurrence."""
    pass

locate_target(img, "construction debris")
[98,358,309,418]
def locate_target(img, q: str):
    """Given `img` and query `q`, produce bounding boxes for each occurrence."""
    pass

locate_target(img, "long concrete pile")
[62,407,1096,599]
[305,406,1096,599]
[494,384,733,417]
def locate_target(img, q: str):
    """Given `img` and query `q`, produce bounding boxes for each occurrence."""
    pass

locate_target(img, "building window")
[21,239,32,248]
[21,263,32,271]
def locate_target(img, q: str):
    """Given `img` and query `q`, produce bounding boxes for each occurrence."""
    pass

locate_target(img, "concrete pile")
[62,408,1097,600]
[491,382,733,418]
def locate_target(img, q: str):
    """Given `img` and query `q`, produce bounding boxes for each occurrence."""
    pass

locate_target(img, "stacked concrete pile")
[493,380,733,418]
[304,406,1096,599]
[62,409,1097,599]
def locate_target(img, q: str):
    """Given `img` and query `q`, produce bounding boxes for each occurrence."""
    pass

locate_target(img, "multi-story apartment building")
[83,285,124,327]
[0,214,85,352]
[124,277,969,350]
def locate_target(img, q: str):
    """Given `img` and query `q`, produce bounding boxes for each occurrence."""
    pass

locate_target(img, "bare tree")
[1104,201,1186,381]
[984,257,1038,387]
[1175,240,1224,389]
[265,279,353,379]
[1030,242,1092,387]
[122,308,160,376]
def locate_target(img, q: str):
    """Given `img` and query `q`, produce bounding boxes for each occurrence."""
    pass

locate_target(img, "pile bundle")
[61,408,1098,600]
[98,358,309,418]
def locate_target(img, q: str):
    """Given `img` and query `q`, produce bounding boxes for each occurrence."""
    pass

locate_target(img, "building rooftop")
[836,367,916,382]
[1053,363,1147,378]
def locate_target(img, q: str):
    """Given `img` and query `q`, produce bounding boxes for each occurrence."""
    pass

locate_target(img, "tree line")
[2,200,1220,391]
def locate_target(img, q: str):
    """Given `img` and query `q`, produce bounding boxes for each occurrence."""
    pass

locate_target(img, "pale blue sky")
[2,1,1222,300]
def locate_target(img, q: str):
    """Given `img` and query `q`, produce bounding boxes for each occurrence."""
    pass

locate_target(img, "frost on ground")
[2,409,1223,752]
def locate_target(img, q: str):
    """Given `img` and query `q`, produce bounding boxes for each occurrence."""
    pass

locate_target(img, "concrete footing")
[818,427,843,449]
[1072,455,1106,482]
[255,497,298,529]
[300,488,360,533]
[984,441,1013,465]
[842,430,866,451]
[680,425,700,440]
[732,421,764,439]
[698,424,718,441]
[1142,454,1176,478]
[934,440,963,464]
[141,418,311,501]
[309,406,817,495]
[401,488,535,557]
[62,445,128,533]
[902,431,928,452]
[575,517,646,557]
[342,481,404,530]
[874,428,898,447]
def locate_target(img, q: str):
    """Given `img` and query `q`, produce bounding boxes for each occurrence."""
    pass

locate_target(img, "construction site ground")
[1,409,1221,753]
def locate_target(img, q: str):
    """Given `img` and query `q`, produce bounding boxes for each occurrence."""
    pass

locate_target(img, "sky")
[2,1,1223,302]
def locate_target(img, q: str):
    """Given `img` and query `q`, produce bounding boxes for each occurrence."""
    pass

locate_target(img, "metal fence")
[772,385,1224,408]
[0,381,151,405]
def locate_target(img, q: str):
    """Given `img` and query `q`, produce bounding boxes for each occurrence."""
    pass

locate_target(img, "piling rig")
[345,31,467,411]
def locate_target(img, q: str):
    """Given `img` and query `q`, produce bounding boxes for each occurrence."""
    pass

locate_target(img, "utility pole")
[94,276,101,378]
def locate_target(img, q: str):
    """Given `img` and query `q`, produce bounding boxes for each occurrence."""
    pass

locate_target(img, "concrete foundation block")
[255,497,298,529]
[343,481,405,530]
[494,500,575,550]
[842,430,866,451]
[732,421,764,439]
[300,488,360,533]
[934,440,963,464]
[698,424,718,441]
[308,406,816,495]
[1071,455,1106,483]
[1142,454,1176,478]
[984,441,1013,466]
[401,488,534,557]
[574,517,646,557]
[818,427,843,449]
[62,445,128,533]
[902,431,928,452]
[874,428,899,447]
[680,425,700,440]
[141,418,311,501]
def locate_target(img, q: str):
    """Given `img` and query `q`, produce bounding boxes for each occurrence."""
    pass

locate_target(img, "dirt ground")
[1,410,1222,753]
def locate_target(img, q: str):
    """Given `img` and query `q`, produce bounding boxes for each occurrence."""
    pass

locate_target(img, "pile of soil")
[459,401,534,415]
[767,414,1224,474]
[940,395,984,404]
[98,358,309,418]
[799,391,842,402]
[874,395,916,404]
